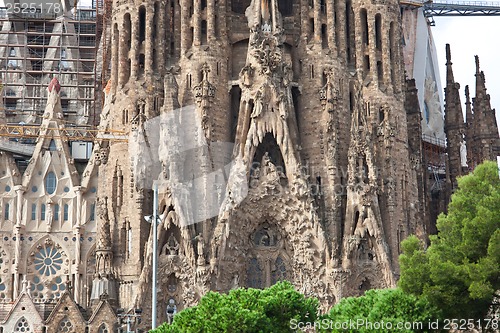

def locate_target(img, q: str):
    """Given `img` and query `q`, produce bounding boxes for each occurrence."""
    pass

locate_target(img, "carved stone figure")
[165,234,180,256]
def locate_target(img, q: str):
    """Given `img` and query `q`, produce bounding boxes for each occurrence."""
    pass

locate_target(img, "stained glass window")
[247,258,263,289]
[45,172,57,194]
[41,204,46,221]
[90,203,96,221]
[31,204,36,220]
[54,204,59,221]
[63,204,69,221]
[271,256,287,284]
[34,245,63,276]
[4,203,9,220]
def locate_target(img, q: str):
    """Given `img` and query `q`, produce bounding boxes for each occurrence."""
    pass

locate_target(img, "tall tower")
[98,0,424,328]
[468,56,500,166]
[443,44,465,190]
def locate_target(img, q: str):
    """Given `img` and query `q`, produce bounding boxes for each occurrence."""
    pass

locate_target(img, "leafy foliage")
[150,281,318,333]
[399,161,500,320]
[318,288,439,333]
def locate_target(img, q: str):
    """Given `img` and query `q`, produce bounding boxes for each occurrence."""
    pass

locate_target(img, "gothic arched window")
[45,171,57,195]
[247,258,263,289]
[271,256,287,284]
[247,223,289,289]
[14,317,31,332]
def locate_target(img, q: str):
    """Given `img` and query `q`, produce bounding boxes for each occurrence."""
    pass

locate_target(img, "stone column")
[145,7,154,76]
[111,22,119,92]
[354,8,363,81]
[157,2,166,73]
[73,186,82,303]
[327,0,336,53]
[314,0,321,43]
[73,225,82,303]
[12,225,21,299]
[271,0,277,32]
[118,19,128,87]
[193,0,201,46]
[301,0,309,40]
[14,185,23,226]
[130,13,139,80]
[368,17,378,87]
[12,185,24,299]
[207,0,215,41]
[382,20,392,93]
[336,0,346,62]
[180,0,190,53]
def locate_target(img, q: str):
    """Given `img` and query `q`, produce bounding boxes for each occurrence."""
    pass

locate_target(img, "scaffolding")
[0,6,98,125]
[422,134,447,191]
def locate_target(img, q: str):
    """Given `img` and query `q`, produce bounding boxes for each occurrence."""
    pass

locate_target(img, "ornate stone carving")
[94,145,109,166]
[193,63,216,139]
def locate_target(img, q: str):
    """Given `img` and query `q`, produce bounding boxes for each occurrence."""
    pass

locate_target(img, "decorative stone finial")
[48,77,61,93]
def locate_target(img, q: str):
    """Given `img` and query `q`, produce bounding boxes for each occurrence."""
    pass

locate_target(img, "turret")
[443,44,465,189]
[469,55,500,165]
[91,196,117,306]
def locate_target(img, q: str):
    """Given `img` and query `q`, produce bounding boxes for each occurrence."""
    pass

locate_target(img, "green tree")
[318,288,439,333]
[399,161,500,320]
[150,281,319,333]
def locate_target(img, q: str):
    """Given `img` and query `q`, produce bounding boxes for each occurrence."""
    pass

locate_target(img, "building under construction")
[0,2,102,126]
[0,0,498,331]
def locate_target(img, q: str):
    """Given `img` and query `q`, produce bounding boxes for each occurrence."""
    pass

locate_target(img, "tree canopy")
[399,161,500,320]
[318,288,439,333]
[150,281,318,333]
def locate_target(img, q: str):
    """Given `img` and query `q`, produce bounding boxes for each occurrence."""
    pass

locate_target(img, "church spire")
[90,196,117,305]
[445,44,455,85]
[470,55,500,165]
[443,44,465,189]
[464,85,475,168]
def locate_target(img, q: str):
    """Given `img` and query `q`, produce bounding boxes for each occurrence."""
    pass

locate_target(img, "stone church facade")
[101,0,423,327]
[0,0,498,332]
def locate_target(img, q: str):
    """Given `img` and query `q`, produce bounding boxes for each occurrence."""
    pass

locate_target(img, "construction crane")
[401,0,500,24]
[0,122,128,157]
[0,123,128,142]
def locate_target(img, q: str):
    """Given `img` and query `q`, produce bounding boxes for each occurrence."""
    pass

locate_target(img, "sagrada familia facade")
[0,0,498,331]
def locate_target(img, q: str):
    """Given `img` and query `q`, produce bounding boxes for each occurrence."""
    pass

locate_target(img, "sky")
[431,15,500,127]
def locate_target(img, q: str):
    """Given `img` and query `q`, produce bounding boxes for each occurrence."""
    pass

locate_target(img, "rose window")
[58,317,73,332]
[34,245,63,276]
[29,241,68,300]
[98,324,109,333]
[14,317,31,332]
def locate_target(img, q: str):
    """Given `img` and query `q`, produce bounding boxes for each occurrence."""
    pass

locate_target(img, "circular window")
[5,185,10,192]
[45,172,57,195]
[34,245,63,276]
[64,187,70,193]
[90,187,97,193]
[32,186,37,193]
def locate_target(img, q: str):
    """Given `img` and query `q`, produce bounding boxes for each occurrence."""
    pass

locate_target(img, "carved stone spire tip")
[48,77,61,93]
[445,44,451,63]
